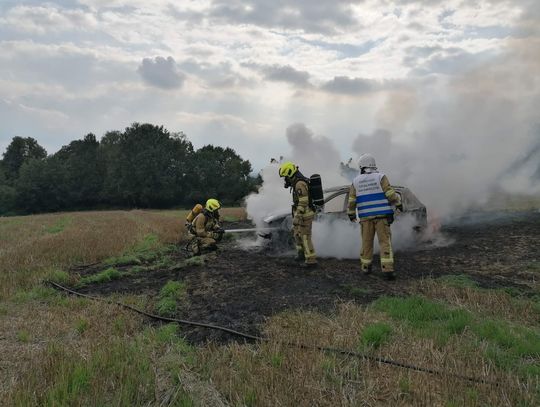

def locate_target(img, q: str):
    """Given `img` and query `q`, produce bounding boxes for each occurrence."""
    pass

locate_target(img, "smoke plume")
[243,21,540,258]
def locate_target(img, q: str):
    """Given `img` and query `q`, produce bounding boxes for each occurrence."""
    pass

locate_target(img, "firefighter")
[347,154,402,280]
[279,162,317,268]
[187,199,224,256]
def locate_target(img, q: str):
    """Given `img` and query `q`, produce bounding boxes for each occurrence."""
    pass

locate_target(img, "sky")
[0,0,539,173]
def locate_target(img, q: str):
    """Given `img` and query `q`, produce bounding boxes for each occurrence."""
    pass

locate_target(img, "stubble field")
[0,207,538,406]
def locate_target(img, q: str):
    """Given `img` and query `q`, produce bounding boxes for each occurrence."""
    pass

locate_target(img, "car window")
[324,191,347,213]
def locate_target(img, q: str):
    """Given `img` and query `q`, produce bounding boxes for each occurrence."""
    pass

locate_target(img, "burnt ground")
[72,211,540,344]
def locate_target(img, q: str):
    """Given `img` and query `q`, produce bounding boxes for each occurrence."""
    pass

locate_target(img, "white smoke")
[244,123,350,229]
[243,22,540,258]
[244,124,436,259]
[312,213,445,259]
[351,38,540,220]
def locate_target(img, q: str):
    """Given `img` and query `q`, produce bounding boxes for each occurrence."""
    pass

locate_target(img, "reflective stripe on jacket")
[353,172,394,218]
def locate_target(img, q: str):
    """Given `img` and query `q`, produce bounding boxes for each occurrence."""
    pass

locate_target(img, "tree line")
[0,123,261,215]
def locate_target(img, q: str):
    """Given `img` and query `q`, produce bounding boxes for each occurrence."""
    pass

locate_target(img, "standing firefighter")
[279,162,318,268]
[348,154,402,280]
[187,199,224,256]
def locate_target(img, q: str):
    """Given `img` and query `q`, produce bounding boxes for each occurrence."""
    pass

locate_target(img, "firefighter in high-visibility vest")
[279,162,317,268]
[187,199,224,256]
[347,154,402,280]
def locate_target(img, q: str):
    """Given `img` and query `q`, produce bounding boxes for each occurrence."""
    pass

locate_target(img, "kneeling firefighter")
[279,162,320,268]
[347,154,402,280]
[187,199,224,256]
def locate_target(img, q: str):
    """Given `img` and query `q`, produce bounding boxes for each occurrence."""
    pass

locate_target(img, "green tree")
[15,158,69,213]
[54,133,105,208]
[102,123,194,207]
[0,165,17,214]
[190,145,256,205]
[2,137,47,180]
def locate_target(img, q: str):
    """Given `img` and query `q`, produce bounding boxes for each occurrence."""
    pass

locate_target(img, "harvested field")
[72,211,540,343]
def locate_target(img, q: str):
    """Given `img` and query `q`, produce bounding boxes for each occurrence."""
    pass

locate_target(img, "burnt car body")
[261,185,427,243]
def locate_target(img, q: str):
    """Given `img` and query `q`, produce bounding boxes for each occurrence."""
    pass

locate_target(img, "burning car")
[259,185,427,244]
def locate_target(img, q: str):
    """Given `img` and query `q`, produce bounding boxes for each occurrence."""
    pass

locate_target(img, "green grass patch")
[75,319,89,335]
[11,339,157,406]
[132,234,160,256]
[242,389,257,407]
[472,319,540,375]
[103,233,174,267]
[373,296,473,344]
[270,353,284,368]
[155,297,177,317]
[77,267,121,287]
[16,330,30,343]
[44,216,72,234]
[13,286,69,306]
[183,255,206,266]
[103,254,141,267]
[437,274,479,289]
[130,265,148,273]
[222,215,240,222]
[359,322,392,350]
[342,284,373,298]
[373,296,472,345]
[374,295,540,378]
[45,269,71,285]
[155,280,187,317]
[143,324,196,368]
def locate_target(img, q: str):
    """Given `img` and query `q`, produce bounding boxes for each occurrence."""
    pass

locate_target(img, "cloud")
[179,59,250,88]
[208,0,363,34]
[263,65,311,86]
[0,5,98,35]
[1,0,537,174]
[243,63,311,87]
[320,76,378,95]
[137,56,185,89]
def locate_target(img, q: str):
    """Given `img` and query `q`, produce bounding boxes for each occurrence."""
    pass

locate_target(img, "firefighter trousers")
[188,236,217,256]
[360,217,394,273]
[293,216,317,265]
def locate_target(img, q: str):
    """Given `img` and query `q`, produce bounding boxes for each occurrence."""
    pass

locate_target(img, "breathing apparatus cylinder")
[309,174,324,209]
[186,204,204,223]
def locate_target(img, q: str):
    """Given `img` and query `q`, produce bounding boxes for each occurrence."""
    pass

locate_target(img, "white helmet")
[358,153,377,169]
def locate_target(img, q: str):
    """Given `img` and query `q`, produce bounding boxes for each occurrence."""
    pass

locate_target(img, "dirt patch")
[71,211,540,344]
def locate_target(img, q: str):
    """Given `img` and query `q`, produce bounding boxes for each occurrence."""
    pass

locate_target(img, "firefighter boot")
[363,264,373,275]
[294,251,305,262]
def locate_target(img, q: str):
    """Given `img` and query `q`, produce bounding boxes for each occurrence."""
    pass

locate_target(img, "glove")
[395,204,403,212]
[387,214,394,225]
[348,213,357,222]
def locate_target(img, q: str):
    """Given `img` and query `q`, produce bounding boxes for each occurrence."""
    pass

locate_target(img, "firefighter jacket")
[292,178,315,222]
[191,212,220,238]
[347,171,401,221]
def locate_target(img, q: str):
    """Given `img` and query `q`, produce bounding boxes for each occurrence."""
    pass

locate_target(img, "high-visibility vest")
[353,172,394,218]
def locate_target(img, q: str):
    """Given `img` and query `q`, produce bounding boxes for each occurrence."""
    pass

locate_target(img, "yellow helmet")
[205,198,221,212]
[278,162,297,178]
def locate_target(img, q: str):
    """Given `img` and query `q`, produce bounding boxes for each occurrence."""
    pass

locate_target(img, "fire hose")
[48,281,498,386]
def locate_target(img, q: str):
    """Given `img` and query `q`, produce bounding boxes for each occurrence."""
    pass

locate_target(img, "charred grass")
[1,209,539,406]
